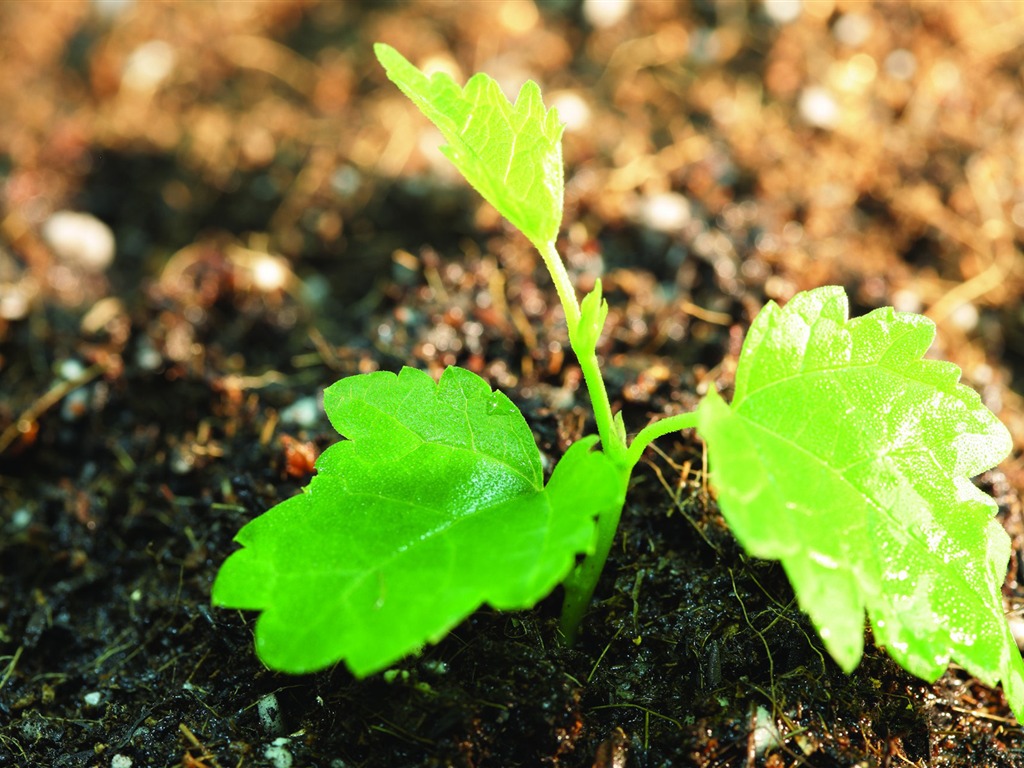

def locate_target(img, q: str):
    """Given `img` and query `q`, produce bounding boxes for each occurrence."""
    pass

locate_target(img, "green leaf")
[696,286,1024,719]
[374,43,564,249]
[212,366,620,676]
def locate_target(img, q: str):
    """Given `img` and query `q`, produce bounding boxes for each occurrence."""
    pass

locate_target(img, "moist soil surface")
[3,3,1024,767]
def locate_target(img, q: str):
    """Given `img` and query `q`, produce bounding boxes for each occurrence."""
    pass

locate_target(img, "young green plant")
[212,44,1024,721]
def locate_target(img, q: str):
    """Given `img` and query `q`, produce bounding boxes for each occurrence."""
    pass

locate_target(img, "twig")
[0,363,104,455]
[0,646,23,692]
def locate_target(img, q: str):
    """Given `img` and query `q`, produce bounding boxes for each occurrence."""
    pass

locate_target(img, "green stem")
[625,411,700,469]
[559,468,628,644]
[537,238,636,643]
[559,411,700,643]
[537,238,699,644]
[537,239,624,462]
[537,239,581,330]
[576,340,627,463]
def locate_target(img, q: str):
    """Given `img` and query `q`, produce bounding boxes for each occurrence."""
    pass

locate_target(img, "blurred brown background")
[3,2,1024,766]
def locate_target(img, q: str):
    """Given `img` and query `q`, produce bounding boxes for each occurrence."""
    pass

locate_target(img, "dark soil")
[3,3,1024,767]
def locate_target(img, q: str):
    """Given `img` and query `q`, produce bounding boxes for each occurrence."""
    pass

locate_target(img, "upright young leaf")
[374,43,564,249]
[212,366,620,676]
[696,286,1024,720]
[569,279,609,360]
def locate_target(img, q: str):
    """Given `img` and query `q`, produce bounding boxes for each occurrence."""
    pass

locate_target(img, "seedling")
[213,44,1024,720]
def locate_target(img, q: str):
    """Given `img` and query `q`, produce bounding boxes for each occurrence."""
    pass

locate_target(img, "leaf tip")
[373,42,402,71]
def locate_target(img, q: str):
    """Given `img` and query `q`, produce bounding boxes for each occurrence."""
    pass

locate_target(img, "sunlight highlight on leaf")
[374,43,564,249]
[212,366,620,676]
[697,285,1024,720]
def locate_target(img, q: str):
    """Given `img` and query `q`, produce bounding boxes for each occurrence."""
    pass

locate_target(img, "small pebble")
[42,211,116,273]
[763,0,801,24]
[752,706,782,755]
[11,507,32,530]
[251,255,289,292]
[83,691,102,707]
[264,737,293,768]
[135,338,163,372]
[257,692,285,735]
[582,0,631,28]
[110,755,133,768]
[279,396,320,429]
[58,359,86,380]
[890,288,922,314]
[122,39,177,93]
[798,86,840,130]
[0,284,32,320]
[949,301,979,333]
[636,192,691,233]
[833,13,872,47]
[551,91,591,133]
[169,446,194,475]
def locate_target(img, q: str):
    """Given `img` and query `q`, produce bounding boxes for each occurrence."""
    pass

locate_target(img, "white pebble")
[550,91,591,133]
[83,691,102,706]
[762,0,801,24]
[42,211,116,273]
[752,705,783,755]
[110,755,133,768]
[11,507,32,530]
[279,396,320,429]
[264,737,293,768]
[0,286,32,320]
[949,301,978,332]
[798,86,840,130]
[833,13,872,47]
[257,692,285,734]
[890,288,922,314]
[122,39,177,93]
[637,192,691,233]
[251,255,289,292]
[582,0,631,28]
[58,358,86,380]
[135,339,163,372]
